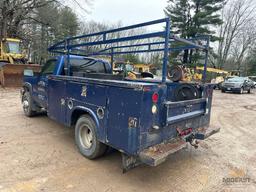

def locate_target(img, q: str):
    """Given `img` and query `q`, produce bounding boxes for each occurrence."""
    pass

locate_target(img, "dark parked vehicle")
[221,77,253,94]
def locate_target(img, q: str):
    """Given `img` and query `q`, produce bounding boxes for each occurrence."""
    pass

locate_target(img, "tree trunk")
[0,1,8,41]
[189,49,193,64]
[183,50,189,64]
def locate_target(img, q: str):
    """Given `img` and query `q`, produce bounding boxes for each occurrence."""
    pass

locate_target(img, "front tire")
[22,92,36,117]
[248,89,251,94]
[240,87,244,94]
[75,115,107,159]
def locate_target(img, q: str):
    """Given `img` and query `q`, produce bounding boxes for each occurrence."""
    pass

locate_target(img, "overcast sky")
[75,0,168,26]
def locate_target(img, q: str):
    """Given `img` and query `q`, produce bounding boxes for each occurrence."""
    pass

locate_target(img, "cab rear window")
[41,59,57,75]
[71,59,106,73]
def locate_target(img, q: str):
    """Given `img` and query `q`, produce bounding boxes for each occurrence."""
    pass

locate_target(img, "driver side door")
[33,59,57,109]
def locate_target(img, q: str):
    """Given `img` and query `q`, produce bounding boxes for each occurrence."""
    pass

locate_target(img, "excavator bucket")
[0,63,41,87]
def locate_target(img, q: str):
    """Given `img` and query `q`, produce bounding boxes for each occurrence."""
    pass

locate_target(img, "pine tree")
[164,0,191,38]
[165,0,225,65]
[192,0,224,39]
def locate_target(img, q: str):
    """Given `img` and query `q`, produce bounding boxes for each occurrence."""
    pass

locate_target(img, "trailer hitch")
[186,134,199,149]
[178,126,220,149]
[176,128,200,149]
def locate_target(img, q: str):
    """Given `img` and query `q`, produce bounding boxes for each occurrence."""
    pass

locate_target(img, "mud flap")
[122,154,142,173]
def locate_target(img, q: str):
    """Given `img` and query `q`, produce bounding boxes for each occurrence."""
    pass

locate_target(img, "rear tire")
[240,87,244,94]
[248,89,251,94]
[221,89,225,93]
[75,115,107,159]
[22,92,36,117]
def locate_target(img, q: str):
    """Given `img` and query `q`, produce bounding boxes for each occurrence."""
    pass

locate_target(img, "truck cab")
[22,55,112,112]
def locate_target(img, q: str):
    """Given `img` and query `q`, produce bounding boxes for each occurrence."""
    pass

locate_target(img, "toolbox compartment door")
[48,78,66,124]
[106,86,142,154]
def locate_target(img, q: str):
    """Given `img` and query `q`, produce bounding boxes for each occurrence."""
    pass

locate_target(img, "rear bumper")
[139,138,187,166]
[222,87,241,92]
[139,125,220,166]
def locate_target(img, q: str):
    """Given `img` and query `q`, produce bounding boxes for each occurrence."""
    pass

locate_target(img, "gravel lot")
[0,88,256,192]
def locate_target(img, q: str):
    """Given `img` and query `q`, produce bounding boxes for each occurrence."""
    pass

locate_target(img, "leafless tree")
[0,0,91,40]
[230,20,256,70]
[217,0,256,69]
[0,0,59,40]
[79,20,154,60]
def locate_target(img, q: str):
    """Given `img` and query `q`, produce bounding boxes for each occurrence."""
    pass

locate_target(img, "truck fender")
[21,82,39,112]
[21,82,32,96]
[70,106,100,130]
[21,83,33,103]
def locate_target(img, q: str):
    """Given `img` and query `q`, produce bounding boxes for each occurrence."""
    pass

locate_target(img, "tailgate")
[165,98,207,124]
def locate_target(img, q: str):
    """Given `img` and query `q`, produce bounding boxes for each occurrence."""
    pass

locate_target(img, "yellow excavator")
[0,38,40,87]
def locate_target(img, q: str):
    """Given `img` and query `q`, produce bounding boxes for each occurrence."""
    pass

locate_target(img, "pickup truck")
[21,18,220,172]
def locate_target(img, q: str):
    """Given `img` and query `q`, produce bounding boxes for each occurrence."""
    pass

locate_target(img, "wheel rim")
[23,99,29,113]
[79,125,93,149]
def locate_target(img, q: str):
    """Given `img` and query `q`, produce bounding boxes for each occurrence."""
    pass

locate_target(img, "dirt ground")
[0,88,255,192]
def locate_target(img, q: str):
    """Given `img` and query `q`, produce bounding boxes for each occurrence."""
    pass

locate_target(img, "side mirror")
[23,69,34,77]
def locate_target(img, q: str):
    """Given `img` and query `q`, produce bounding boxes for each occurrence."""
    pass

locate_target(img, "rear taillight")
[177,128,193,136]
[152,92,159,103]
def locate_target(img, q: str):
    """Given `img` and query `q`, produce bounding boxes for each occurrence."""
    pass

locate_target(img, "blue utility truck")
[21,18,220,172]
